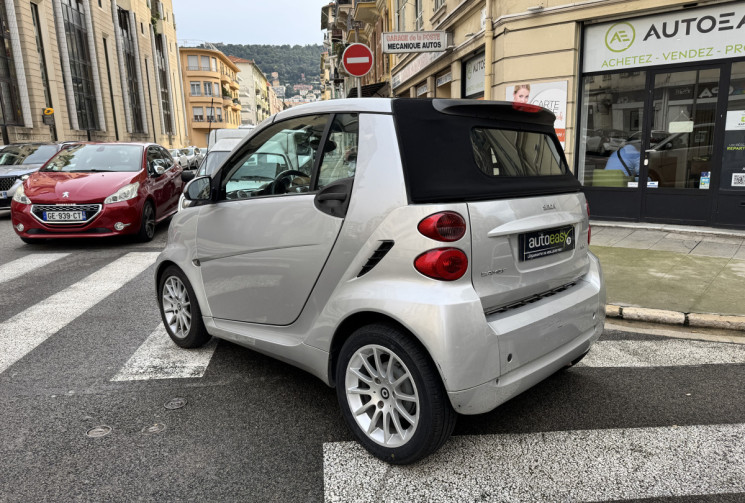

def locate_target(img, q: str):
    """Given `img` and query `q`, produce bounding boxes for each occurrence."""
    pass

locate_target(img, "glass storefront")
[579,3,745,228]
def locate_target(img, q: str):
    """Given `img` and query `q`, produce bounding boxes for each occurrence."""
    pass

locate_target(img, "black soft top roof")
[390,98,581,204]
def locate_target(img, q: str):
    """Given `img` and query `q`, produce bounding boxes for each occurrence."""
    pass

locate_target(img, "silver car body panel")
[156,99,606,416]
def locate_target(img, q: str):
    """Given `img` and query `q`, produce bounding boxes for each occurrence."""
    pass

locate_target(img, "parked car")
[155,98,605,464]
[169,148,189,168]
[178,146,203,169]
[0,143,78,209]
[178,138,245,211]
[207,127,254,150]
[11,143,183,243]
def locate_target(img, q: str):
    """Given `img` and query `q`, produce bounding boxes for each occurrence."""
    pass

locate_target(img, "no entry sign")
[342,43,373,78]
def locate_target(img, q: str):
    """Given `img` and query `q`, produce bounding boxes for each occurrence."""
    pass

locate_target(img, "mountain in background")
[214,43,324,92]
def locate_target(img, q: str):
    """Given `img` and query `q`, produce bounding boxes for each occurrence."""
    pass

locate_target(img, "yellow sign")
[43,107,54,115]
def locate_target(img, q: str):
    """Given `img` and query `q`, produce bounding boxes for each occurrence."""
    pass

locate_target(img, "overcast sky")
[174,0,331,46]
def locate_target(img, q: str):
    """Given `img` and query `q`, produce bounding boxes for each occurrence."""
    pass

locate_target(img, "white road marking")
[323,424,745,502]
[0,252,159,374]
[111,325,217,381]
[0,253,70,286]
[347,57,370,64]
[578,339,745,367]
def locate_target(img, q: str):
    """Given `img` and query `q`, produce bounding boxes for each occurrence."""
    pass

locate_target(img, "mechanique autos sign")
[382,32,448,54]
[584,3,745,72]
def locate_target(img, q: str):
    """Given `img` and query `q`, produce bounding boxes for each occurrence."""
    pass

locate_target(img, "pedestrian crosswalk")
[2,251,745,503]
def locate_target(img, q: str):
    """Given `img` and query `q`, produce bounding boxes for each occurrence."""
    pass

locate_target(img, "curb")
[605,305,745,332]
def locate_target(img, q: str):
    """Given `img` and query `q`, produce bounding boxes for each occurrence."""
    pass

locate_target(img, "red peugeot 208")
[11,143,184,244]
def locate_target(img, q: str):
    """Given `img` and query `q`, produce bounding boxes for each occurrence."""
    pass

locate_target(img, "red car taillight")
[414,248,468,281]
[512,102,543,113]
[417,212,466,242]
[586,201,591,245]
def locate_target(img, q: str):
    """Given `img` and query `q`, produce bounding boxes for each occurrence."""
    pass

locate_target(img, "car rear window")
[391,99,580,203]
[471,128,566,177]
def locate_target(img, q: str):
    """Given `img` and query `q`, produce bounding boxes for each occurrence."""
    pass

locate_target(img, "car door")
[157,146,183,213]
[195,113,358,325]
[145,146,171,218]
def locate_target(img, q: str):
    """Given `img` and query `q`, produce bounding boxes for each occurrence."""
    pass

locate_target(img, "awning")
[346,82,390,98]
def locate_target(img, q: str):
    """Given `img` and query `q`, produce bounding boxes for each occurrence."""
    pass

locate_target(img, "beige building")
[323,0,745,230]
[229,56,277,126]
[0,0,187,147]
[179,46,241,148]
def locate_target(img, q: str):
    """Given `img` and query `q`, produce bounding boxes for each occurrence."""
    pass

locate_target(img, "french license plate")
[43,210,86,222]
[518,225,575,261]
[0,191,6,199]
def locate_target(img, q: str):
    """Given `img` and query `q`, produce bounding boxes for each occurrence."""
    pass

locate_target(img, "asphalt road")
[1,210,743,503]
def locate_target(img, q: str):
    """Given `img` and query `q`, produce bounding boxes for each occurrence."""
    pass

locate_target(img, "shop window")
[721,61,745,191]
[578,72,647,188]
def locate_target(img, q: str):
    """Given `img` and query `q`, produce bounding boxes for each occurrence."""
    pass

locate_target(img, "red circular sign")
[342,43,373,78]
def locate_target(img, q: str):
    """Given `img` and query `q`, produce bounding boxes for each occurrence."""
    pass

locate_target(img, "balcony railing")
[187,65,213,71]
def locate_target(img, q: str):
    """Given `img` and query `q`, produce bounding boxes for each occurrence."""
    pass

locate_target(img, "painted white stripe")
[0,253,70,286]
[111,326,217,381]
[578,339,745,367]
[324,424,745,502]
[0,252,159,374]
[347,56,370,64]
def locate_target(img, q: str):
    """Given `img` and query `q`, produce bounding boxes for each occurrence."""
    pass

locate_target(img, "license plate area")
[518,225,575,261]
[43,210,86,222]
[0,191,7,199]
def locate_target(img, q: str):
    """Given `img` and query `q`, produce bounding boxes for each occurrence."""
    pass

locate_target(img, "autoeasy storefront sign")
[584,3,745,72]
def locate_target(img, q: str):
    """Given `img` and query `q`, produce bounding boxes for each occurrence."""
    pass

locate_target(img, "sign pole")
[357,77,361,99]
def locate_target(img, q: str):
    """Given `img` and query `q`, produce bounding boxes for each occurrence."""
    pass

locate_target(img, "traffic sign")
[342,43,373,78]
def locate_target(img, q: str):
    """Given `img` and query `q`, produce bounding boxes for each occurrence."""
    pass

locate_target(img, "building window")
[394,0,404,31]
[154,35,172,133]
[216,108,222,122]
[187,55,198,70]
[200,55,210,71]
[434,0,445,10]
[415,0,423,30]
[203,81,213,96]
[193,106,203,121]
[118,7,144,133]
[190,81,200,96]
[60,0,99,130]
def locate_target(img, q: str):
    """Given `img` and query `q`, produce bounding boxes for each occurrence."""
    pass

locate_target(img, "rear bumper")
[447,253,605,415]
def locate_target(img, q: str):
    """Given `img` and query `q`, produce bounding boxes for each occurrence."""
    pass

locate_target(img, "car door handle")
[317,192,347,202]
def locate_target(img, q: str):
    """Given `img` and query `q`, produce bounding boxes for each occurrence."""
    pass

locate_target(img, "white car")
[156,98,605,464]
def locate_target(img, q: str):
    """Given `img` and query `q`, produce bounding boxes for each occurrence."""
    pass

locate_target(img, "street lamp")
[207,97,214,145]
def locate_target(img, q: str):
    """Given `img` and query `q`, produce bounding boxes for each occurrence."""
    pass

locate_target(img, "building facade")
[0,0,187,148]
[179,46,241,148]
[229,56,276,126]
[321,0,745,230]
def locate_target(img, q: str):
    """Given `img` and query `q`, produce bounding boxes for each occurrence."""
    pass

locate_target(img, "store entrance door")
[639,66,725,225]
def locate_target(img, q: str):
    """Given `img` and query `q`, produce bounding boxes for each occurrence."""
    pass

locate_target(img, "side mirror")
[150,162,166,176]
[181,170,196,183]
[184,176,212,202]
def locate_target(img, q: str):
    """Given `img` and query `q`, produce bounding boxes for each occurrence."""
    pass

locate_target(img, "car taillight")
[512,102,543,113]
[417,212,466,242]
[414,248,468,281]
[586,201,591,245]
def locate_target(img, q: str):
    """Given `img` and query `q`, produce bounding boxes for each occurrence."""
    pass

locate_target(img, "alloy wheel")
[161,276,192,339]
[344,344,420,447]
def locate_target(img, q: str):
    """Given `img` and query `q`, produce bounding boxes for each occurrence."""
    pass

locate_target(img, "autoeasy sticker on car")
[518,225,575,261]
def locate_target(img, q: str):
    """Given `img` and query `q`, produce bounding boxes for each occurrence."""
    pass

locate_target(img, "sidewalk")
[590,220,745,332]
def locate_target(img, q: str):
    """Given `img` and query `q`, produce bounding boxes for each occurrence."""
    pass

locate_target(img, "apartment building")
[179,46,241,148]
[229,56,278,126]
[321,0,745,230]
[0,0,187,147]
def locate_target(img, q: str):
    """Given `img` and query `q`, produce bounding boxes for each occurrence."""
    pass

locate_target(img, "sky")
[173,0,332,46]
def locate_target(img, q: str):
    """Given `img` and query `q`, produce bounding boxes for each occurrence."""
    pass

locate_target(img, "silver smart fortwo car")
[155,98,605,464]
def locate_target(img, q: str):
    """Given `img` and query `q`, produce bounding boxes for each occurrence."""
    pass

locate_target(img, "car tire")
[158,265,210,348]
[336,323,457,465]
[137,201,156,242]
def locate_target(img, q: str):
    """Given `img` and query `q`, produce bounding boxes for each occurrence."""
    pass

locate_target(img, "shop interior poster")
[506,81,567,149]
[723,111,745,189]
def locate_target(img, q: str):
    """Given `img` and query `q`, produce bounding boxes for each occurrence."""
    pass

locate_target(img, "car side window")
[221,114,328,201]
[317,114,359,189]
[158,147,174,168]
